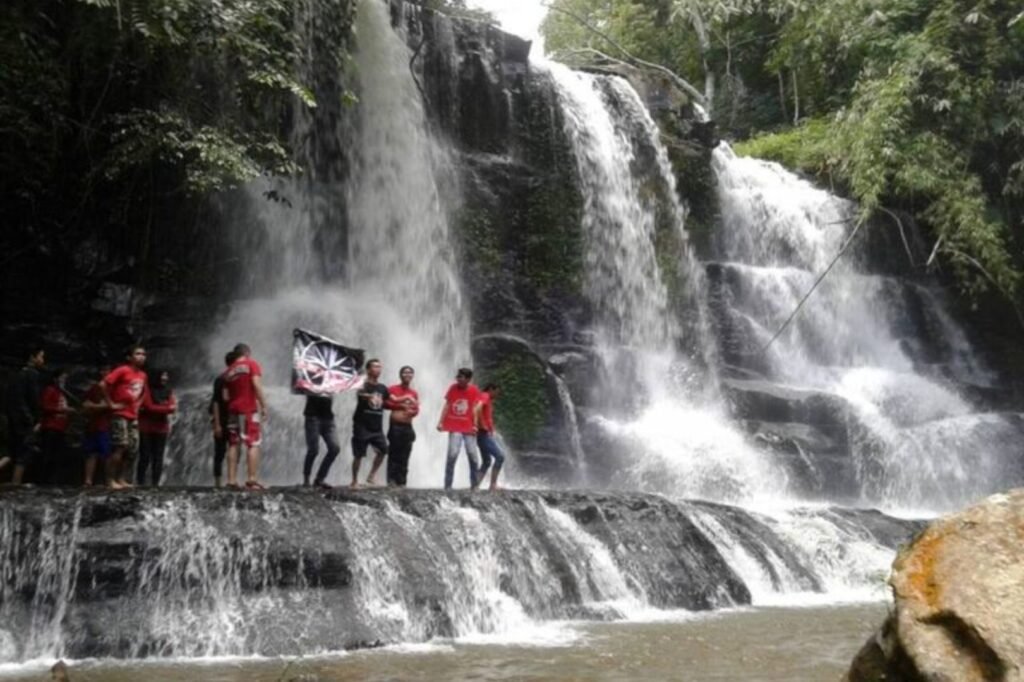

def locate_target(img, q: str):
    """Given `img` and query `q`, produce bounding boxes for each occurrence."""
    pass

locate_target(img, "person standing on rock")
[102,345,149,489]
[83,365,113,487]
[137,370,177,486]
[3,345,46,484]
[438,367,482,490]
[210,351,238,488]
[223,343,267,491]
[39,367,74,485]
[475,383,506,491]
[352,358,390,488]
[302,393,341,489]
[385,365,419,487]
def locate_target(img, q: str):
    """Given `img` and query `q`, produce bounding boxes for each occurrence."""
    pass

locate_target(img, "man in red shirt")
[476,383,506,491]
[222,343,267,490]
[138,369,177,486]
[82,365,113,487]
[102,345,149,489]
[385,365,419,487]
[39,367,73,485]
[437,367,482,490]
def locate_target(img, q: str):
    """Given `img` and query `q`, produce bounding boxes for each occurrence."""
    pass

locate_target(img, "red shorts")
[226,413,262,447]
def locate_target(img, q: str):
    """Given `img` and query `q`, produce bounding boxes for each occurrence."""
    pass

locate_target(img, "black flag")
[291,328,365,396]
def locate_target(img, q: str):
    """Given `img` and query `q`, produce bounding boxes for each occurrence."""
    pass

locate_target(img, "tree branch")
[877,206,915,267]
[542,2,707,106]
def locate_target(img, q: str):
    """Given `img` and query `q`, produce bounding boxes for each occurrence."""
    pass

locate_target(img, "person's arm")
[100,373,126,411]
[143,391,176,415]
[253,375,267,418]
[437,400,449,431]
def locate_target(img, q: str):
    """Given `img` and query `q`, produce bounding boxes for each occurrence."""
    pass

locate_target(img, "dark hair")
[124,344,145,358]
[399,365,415,374]
[233,343,251,356]
[365,358,382,370]
[456,367,473,379]
[224,351,239,366]
[482,383,499,392]
[48,367,68,383]
[25,345,44,361]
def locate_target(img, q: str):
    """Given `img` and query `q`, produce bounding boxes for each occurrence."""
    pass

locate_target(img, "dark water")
[1,604,882,681]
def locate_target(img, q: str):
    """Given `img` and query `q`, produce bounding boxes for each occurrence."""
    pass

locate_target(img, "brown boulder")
[848,489,1024,681]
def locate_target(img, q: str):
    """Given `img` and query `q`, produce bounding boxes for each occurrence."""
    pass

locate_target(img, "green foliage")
[543,0,1024,300]
[481,354,550,449]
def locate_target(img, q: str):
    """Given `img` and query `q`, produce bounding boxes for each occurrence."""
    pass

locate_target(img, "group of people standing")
[2,342,508,491]
[205,350,507,490]
[1,344,177,487]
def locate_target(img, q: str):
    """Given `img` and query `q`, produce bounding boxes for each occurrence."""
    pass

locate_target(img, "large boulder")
[847,489,1024,681]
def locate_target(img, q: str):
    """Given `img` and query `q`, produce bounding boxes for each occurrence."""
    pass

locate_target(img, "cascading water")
[167,0,471,488]
[711,144,1024,512]
[544,62,784,504]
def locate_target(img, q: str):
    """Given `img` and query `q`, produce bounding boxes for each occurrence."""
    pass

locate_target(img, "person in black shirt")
[210,351,237,487]
[4,346,46,484]
[351,358,390,488]
[303,394,341,488]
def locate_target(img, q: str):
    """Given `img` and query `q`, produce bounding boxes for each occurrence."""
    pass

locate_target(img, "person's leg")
[151,433,167,486]
[486,436,505,490]
[444,433,461,490]
[244,414,262,486]
[314,419,341,486]
[303,416,320,486]
[386,426,411,487]
[84,454,97,486]
[38,430,59,485]
[225,415,241,487]
[137,433,152,485]
[364,431,388,485]
[476,434,494,481]
[213,436,227,487]
[120,421,139,487]
[350,433,368,487]
[465,434,482,489]
[107,419,127,488]
[385,427,400,486]
[399,428,415,487]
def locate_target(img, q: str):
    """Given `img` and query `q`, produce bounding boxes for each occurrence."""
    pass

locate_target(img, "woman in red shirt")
[39,367,73,485]
[138,370,177,486]
[476,384,506,491]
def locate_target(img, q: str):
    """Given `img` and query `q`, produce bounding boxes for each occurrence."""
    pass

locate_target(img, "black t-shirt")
[210,375,229,426]
[304,395,334,419]
[353,382,389,434]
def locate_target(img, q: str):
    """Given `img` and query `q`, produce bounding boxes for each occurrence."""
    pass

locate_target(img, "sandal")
[245,480,266,491]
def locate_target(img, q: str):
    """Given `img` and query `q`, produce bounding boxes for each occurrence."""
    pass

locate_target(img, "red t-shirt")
[85,384,111,433]
[224,357,263,415]
[386,385,420,418]
[40,385,69,432]
[441,383,480,433]
[478,392,495,433]
[140,390,177,435]
[104,365,148,420]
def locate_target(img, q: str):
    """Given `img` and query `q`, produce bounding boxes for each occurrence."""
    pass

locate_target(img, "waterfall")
[543,62,784,504]
[167,0,470,488]
[711,144,1024,511]
[0,489,921,663]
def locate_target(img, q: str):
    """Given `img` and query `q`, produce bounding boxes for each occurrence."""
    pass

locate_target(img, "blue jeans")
[304,416,341,484]
[477,432,505,479]
[444,432,480,489]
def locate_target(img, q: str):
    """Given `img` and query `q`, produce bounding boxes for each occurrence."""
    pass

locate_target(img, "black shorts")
[351,428,388,459]
[7,425,36,466]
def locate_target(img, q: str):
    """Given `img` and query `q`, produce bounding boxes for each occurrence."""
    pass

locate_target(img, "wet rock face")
[847,489,1024,681]
[0,487,753,662]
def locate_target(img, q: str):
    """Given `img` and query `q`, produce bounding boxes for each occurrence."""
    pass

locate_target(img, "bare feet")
[489,484,503,491]
[349,481,360,489]
[108,480,125,490]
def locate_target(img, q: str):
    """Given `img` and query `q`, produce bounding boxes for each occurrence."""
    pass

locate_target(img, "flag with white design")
[291,328,365,396]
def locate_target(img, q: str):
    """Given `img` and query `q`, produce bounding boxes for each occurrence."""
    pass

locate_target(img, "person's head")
[154,370,170,387]
[126,344,146,369]
[26,346,45,368]
[365,358,382,380]
[483,382,500,398]
[233,343,252,357]
[224,351,239,367]
[455,367,473,388]
[49,367,68,387]
[399,365,415,385]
